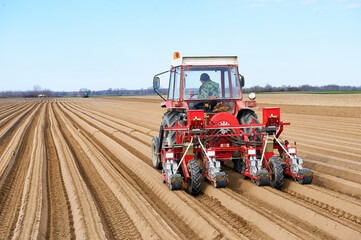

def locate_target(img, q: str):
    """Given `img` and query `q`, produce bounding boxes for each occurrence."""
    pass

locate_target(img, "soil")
[0,94,360,239]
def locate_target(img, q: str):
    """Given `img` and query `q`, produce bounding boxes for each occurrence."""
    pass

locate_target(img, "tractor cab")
[153,53,255,116]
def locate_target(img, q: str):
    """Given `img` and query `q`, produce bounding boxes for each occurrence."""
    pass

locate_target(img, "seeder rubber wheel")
[168,174,183,190]
[211,172,227,188]
[255,178,269,186]
[187,160,201,196]
[297,169,313,184]
[151,137,162,170]
[268,156,284,190]
[255,170,270,186]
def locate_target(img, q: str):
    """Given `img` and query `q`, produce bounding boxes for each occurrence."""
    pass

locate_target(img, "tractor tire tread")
[239,110,261,141]
[151,137,162,169]
[269,156,284,190]
[162,112,180,147]
[188,160,201,196]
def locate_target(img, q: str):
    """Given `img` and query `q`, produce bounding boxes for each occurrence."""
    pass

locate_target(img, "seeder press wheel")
[212,172,227,188]
[297,169,313,184]
[168,174,183,190]
[254,170,270,186]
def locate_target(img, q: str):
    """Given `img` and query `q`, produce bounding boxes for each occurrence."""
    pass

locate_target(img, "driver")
[198,73,219,99]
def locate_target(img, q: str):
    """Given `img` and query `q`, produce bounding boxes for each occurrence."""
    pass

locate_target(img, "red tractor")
[152,53,313,196]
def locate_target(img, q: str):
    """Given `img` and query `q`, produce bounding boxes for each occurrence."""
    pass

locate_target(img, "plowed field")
[0,95,360,240]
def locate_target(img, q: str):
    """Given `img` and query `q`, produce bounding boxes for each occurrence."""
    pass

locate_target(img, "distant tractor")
[151,52,314,195]
[83,92,89,98]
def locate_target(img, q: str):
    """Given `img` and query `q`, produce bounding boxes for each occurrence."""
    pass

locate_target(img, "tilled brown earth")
[0,96,360,240]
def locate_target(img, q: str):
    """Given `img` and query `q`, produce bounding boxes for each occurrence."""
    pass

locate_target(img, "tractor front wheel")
[187,160,201,196]
[268,156,284,190]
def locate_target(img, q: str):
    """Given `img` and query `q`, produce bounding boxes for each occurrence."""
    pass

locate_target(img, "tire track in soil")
[195,194,270,240]
[0,104,42,239]
[224,160,361,228]
[225,171,361,240]
[45,104,75,240]
[307,184,361,207]
[282,181,361,229]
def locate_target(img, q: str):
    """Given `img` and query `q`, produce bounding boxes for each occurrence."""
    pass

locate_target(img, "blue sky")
[0,0,360,91]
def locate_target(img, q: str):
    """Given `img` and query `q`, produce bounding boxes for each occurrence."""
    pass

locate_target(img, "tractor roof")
[171,56,238,67]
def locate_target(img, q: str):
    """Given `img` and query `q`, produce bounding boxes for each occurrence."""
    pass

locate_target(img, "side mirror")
[239,75,245,88]
[153,76,160,89]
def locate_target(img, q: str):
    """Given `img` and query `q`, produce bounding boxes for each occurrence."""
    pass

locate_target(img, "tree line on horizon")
[1,84,360,98]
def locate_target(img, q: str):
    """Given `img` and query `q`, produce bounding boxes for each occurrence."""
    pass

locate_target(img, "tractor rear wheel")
[151,137,162,169]
[162,112,180,148]
[238,110,262,141]
[268,156,284,190]
[187,160,201,196]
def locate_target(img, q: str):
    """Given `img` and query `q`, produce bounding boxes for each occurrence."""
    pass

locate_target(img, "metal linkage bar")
[273,134,295,160]
[175,136,194,173]
[197,137,211,162]
[260,133,269,163]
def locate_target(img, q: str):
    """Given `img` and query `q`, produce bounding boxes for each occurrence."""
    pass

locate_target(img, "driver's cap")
[200,73,210,81]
